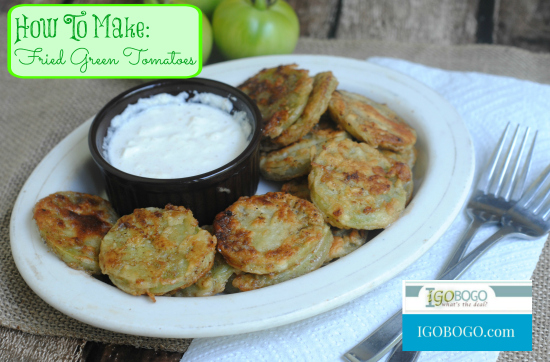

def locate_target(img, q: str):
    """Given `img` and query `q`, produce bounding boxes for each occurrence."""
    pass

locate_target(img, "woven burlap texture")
[0,18,192,353]
[499,239,550,361]
[0,327,86,362]
[2,16,550,359]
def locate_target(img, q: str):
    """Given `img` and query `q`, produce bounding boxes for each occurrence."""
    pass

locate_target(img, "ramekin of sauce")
[89,79,262,225]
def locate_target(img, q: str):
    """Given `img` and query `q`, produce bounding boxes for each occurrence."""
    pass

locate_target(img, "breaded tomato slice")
[327,228,368,262]
[270,71,339,147]
[214,192,328,275]
[281,177,311,201]
[175,253,235,297]
[231,223,332,291]
[309,139,410,229]
[238,64,313,140]
[99,205,216,300]
[380,147,417,205]
[260,126,350,181]
[328,90,416,152]
[33,191,118,274]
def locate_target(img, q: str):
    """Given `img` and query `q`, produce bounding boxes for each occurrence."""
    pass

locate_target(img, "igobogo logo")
[425,287,488,307]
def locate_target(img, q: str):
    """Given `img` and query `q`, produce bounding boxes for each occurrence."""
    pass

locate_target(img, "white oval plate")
[10,55,474,338]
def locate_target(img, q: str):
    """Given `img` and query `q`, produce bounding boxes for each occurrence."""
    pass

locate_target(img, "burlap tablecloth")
[2,18,550,361]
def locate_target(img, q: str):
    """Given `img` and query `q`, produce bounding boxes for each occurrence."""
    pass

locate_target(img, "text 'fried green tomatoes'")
[33,191,118,274]
[328,90,417,152]
[214,192,328,275]
[99,205,216,300]
[309,139,411,229]
[232,223,332,291]
[238,64,313,140]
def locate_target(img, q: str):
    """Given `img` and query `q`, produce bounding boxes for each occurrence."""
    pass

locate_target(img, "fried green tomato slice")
[380,147,417,169]
[309,139,411,229]
[215,192,328,275]
[99,205,216,300]
[231,223,332,291]
[238,64,313,139]
[33,191,118,275]
[175,254,235,297]
[281,177,311,201]
[327,228,368,262]
[260,127,351,181]
[380,147,417,204]
[270,71,339,147]
[328,90,417,152]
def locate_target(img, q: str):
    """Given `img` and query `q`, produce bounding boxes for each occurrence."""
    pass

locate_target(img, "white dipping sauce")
[103,92,251,179]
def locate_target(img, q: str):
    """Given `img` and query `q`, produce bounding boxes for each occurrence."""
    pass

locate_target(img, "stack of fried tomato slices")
[222,64,419,290]
[32,64,419,298]
[34,194,221,301]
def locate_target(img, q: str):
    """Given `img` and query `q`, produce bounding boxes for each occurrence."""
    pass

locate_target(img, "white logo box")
[403,280,532,315]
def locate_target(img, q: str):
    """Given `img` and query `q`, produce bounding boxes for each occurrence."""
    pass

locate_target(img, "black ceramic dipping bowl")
[88,78,262,225]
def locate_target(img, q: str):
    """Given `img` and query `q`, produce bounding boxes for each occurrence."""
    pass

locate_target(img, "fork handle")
[344,218,487,362]
[344,226,514,362]
[387,341,418,362]
[440,217,484,274]
[439,225,513,280]
[343,221,481,362]
[343,309,404,362]
[383,226,516,362]
[383,218,483,361]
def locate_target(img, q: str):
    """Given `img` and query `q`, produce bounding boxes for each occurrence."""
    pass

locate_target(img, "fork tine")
[533,186,550,215]
[477,123,512,193]
[493,125,521,197]
[500,127,528,200]
[542,195,550,221]
[510,130,537,201]
[518,164,550,210]
[503,128,536,201]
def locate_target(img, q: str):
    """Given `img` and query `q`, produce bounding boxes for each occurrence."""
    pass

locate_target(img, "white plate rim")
[10,55,475,338]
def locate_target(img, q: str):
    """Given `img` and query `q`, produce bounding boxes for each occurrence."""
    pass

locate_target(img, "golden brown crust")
[270,71,339,147]
[327,229,368,262]
[380,147,417,170]
[99,205,216,299]
[309,139,410,229]
[238,64,313,139]
[380,147,417,204]
[231,223,332,291]
[33,191,118,274]
[281,177,311,201]
[175,253,235,297]
[214,192,328,275]
[260,126,351,181]
[328,90,416,152]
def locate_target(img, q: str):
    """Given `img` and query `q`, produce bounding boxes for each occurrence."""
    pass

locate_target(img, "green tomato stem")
[252,0,276,11]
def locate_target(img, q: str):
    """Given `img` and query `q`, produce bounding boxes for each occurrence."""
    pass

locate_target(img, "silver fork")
[344,124,537,362]
[385,124,539,362]
[389,162,550,360]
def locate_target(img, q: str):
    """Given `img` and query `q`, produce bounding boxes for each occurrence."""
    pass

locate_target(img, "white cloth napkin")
[181,58,550,362]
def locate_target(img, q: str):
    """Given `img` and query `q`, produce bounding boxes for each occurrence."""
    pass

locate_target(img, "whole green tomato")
[144,0,213,64]
[143,0,222,19]
[202,14,213,64]
[161,0,224,18]
[212,0,299,60]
